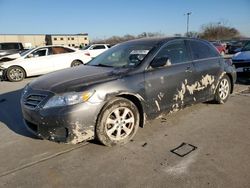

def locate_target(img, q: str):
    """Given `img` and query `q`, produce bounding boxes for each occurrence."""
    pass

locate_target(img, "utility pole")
[185,12,192,37]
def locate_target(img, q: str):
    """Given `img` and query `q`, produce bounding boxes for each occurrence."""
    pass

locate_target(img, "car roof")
[120,37,208,46]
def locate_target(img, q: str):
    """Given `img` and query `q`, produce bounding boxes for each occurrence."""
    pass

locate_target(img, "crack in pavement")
[0,142,89,178]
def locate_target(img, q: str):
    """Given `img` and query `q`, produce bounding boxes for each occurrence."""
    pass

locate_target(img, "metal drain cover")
[170,142,197,157]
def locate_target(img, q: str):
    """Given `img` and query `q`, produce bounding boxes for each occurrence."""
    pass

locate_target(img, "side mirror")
[151,56,170,68]
[27,54,34,58]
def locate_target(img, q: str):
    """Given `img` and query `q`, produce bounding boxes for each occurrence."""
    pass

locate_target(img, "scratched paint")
[70,121,95,144]
[155,100,161,111]
[170,74,217,113]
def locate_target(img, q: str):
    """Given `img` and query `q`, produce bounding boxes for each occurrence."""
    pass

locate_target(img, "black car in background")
[0,42,24,57]
[227,40,250,54]
[21,37,236,146]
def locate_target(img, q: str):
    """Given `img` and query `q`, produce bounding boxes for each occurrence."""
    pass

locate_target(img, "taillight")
[84,52,90,56]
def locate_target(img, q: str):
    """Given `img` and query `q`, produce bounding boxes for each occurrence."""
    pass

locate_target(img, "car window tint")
[92,45,105,50]
[155,40,189,64]
[189,40,218,60]
[32,49,47,57]
[51,47,74,54]
[0,43,19,50]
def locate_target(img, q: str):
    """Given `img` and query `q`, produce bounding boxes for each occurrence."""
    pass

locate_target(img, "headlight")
[43,91,95,109]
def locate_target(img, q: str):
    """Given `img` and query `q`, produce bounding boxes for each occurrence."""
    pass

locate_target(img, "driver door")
[144,39,195,115]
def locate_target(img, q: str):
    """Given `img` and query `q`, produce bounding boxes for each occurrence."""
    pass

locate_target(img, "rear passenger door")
[186,39,221,101]
[50,46,75,70]
[144,39,195,115]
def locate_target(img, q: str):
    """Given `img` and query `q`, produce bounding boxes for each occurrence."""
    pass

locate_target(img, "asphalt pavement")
[0,76,249,188]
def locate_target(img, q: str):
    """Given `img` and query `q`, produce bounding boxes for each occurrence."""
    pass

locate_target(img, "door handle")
[185,66,192,73]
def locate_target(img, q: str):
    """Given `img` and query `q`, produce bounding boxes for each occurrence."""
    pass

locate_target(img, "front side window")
[155,40,189,65]
[189,40,218,60]
[88,43,155,68]
[31,48,47,57]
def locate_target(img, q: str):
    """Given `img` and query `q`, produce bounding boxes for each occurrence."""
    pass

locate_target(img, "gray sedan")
[21,37,236,146]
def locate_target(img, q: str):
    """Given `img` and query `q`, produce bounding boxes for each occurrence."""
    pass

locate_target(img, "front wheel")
[6,66,25,82]
[214,75,231,104]
[96,97,140,146]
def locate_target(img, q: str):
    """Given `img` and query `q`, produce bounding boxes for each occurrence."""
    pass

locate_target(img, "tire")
[6,66,25,82]
[214,75,231,104]
[96,97,140,147]
[71,60,83,67]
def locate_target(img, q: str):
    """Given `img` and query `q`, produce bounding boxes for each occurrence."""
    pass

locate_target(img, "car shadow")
[0,88,38,139]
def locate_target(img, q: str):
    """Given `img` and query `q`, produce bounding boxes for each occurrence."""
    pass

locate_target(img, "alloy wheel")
[219,78,230,100]
[105,107,135,141]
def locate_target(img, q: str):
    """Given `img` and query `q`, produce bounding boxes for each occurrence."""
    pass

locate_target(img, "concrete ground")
[0,75,249,188]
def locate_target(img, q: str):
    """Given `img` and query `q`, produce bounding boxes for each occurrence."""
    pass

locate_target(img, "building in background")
[0,33,89,48]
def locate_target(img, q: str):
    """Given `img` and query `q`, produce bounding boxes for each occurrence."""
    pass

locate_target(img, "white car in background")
[0,45,92,82]
[82,44,110,58]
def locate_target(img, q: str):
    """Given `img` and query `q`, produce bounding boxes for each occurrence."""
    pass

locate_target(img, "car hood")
[233,51,250,61]
[29,65,128,93]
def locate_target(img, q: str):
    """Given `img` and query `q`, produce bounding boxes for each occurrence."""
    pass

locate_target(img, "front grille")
[24,94,47,109]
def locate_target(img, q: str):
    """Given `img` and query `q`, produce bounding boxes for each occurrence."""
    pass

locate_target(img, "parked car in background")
[81,44,110,58]
[227,40,250,54]
[232,41,250,72]
[211,42,226,55]
[21,37,236,146]
[0,45,92,81]
[0,42,25,57]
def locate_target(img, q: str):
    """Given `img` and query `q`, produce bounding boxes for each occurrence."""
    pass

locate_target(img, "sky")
[0,0,249,40]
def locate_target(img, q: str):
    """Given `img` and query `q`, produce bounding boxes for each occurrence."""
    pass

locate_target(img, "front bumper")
[21,89,105,144]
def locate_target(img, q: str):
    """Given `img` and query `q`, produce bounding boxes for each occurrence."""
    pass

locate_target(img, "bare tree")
[200,22,240,40]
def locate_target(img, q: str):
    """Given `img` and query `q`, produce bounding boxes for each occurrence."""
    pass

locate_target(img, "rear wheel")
[71,60,83,67]
[214,75,231,104]
[96,97,140,146]
[6,66,25,82]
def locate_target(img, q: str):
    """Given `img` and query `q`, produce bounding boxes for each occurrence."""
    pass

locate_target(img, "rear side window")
[155,40,190,65]
[189,40,218,60]
[0,43,20,50]
[92,45,105,50]
[51,47,74,54]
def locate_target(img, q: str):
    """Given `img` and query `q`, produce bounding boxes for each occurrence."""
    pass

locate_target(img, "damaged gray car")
[21,37,236,146]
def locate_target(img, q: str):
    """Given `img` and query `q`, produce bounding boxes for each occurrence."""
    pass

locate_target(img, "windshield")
[242,42,250,51]
[88,43,155,68]
[82,45,91,50]
[20,48,34,56]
